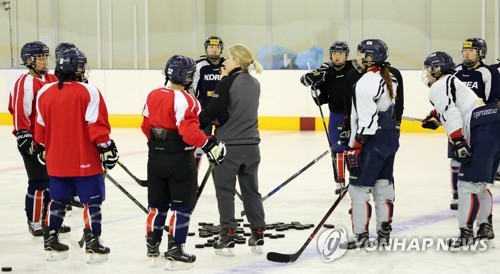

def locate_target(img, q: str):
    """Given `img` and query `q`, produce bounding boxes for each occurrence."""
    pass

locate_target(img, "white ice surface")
[0,127,499,273]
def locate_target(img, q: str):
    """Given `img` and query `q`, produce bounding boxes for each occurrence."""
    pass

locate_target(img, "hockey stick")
[117,161,148,187]
[267,186,348,263]
[306,63,340,184]
[241,142,340,217]
[197,163,214,199]
[402,116,423,122]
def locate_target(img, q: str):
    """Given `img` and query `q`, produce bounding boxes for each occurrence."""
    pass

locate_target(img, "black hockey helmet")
[56,48,87,75]
[462,38,487,66]
[329,41,349,55]
[204,35,224,50]
[20,41,50,74]
[164,55,196,87]
[55,42,77,60]
[357,39,389,66]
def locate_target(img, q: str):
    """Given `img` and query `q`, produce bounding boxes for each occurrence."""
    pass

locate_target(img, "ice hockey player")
[35,48,118,262]
[423,38,500,211]
[192,35,226,171]
[421,51,499,250]
[8,41,71,237]
[299,41,354,192]
[142,55,226,270]
[340,39,399,249]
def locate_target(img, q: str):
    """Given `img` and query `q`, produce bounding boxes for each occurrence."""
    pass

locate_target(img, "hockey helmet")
[164,55,196,87]
[462,38,487,66]
[357,39,389,66]
[55,42,77,60]
[56,48,87,75]
[20,41,50,74]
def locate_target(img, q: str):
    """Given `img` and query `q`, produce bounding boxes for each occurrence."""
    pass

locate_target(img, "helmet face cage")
[21,41,50,74]
[329,41,349,67]
[462,38,487,66]
[422,51,455,86]
[357,39,388,66]
[204,36,224,61]
[164,55,196,88]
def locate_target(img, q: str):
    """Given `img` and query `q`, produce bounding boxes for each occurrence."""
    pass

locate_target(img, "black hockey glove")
[451,136,472,164]
[98,140,119,170]
[344,143,362,177]
[300,71,326,87]
[35,143,46,166]
[337,116,351,146]
[421,110,441,130]
[16,129,34,157]
[202,135,226,166]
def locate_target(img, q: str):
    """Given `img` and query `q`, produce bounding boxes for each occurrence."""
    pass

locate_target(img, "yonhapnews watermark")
[316,227,492,262]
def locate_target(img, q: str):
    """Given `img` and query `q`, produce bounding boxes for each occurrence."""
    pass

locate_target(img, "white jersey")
[349,68,398,146]
[428,74,484,140]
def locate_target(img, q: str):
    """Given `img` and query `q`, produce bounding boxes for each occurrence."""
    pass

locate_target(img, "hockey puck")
[243,223,250,227]
[323,224,335,229]
[1,267,12,272]
[269,235,279,239]
[198,222,206,226]
[243,232,251,237]
[236,239,246,244]
[236,218,244,222]
[204,243,213,247]
[187,232,195,236]
[277,234,285,238]
[195,244,205,249]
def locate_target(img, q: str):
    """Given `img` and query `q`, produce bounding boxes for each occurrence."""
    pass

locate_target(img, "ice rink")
[0,126,499,273]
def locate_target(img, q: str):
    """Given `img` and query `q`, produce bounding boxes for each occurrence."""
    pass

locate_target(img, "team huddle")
[7,35,500,269]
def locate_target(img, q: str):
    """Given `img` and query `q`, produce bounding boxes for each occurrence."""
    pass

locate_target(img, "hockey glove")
[450,134,472,164]
[421,109,441,130]
[344,141,362,176]
[202,135,226,166]
[35,143,46,166]
[300,71,326,87]
[396,119,401,137]
[337,116,351,146]
[310,88,321,98]
[16,130,34,157]
[98,140,119,170]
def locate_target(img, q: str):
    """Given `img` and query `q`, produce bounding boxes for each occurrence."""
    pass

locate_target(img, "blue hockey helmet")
[357,39,389,66]
[55,42,77,59]
[164,55,196,87]
[462,38,487,66]
[20,41,50,74]
[56,48,87,75]
[424,51,456,76]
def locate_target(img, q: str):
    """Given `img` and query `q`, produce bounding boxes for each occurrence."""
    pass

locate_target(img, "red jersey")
[35,81,111,177]
[141,87,207,147]
[8,73,58,137]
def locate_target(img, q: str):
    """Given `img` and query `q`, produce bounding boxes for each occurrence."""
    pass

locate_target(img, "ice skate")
[28,221,43,237]
[340,232,371,250]
[146,232,161,265]
[43,226,69,261]
[84,228,110,263]
[164,242,195,270]
[214,228,235,256]
[248,227,264,254]
[448,225,474,252]
[475,219,495,249]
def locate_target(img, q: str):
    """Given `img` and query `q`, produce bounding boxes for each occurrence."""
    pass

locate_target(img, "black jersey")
[455,62,500,104]
[193,57,225,109]
[313,61,355,114]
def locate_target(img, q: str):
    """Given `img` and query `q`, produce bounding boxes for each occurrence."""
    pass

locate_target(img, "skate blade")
[164,260,194,270]
[45,250,69,261]
[214,248,235,257]
[250,245,263,255]
[86,253,109,263]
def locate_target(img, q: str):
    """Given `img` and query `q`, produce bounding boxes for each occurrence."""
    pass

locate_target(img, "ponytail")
[380,66,394,99]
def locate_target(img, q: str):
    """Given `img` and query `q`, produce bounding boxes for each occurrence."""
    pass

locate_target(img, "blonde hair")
[228,44,263,74]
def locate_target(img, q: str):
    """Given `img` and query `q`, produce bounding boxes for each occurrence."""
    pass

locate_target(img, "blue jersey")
[489,63,500,102]
[193,57,225,109]
[454,62,500,104]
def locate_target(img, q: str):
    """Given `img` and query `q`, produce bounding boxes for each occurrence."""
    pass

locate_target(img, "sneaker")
[448,225,474,251]
[164,242,196,270]
[146,232,161,258]
[248,227,264,254]
[214,228,235,256]
[43,226,69,261]
[28,221,43,237]
[375,222,392,247]
[84,228,110,263]
[340,232,370,250]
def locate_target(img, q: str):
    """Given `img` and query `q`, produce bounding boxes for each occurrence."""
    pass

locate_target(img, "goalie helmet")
[164,55,196,87]
[462,38,487,67]
[20,41,50,74]
[357,39,388,66]
[56,48,87,75]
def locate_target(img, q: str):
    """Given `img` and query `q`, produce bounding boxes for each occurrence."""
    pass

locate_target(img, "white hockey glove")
[202,136,226,166]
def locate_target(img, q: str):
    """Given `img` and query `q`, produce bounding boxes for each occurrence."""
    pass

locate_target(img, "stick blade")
[138,180,148,187]
[267,252,297,263]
